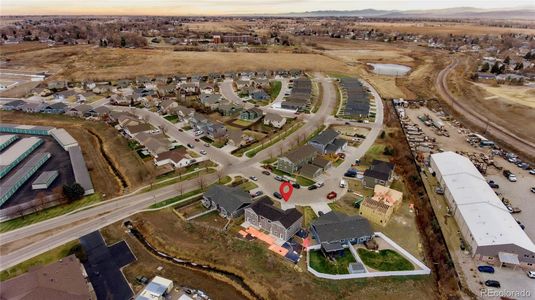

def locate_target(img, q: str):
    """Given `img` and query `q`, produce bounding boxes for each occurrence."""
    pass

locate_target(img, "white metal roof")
[0,137,42,167]
[50,128,78,148]
[431,152,535,252]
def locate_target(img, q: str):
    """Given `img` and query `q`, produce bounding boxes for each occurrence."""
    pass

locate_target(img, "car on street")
[274,175,284,181]
[249,176,258,181]
[531,187,535,193]
[251,190,263,197]
[194,130,203,136]
[528,271,535,279]
[273,192,282,199]
[477,266,495,273]
[178,128,184,132]
[308,185,318,190]
[517,220,525,230]
[326,191,337,200]
[292,183,300,189]
[194,138,200,142]
[530,169,535,175]
[518,162,530,170]
[204,143,210,147]
[315,181,324,188]
[484,280,501,288]
[262,170,271,176]
[200,150,207,155]
[503,169,512,177]
[508,174,517,182]
[187,143,194,149]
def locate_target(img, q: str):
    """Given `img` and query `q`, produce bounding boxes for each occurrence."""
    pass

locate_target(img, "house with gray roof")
[200,93,222,110]
[239,108,262,120]
[308,129,347,154]
[263,113,286,128]
[206,123,227,140]
[202,185,252,219]
[2,100,26,111]
[276,144,319,175]
[310,211,373,253]
[363,159,395,188]
[244,197,303,241]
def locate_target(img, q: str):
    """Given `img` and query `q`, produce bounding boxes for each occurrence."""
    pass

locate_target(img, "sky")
[2,0,534,16]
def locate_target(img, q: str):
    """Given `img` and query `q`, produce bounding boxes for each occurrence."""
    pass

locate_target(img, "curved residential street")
[436,58,535,156]
[0,73,384,270]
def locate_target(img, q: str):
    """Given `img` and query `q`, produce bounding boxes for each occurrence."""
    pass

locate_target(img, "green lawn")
[0,194,101,233]
[244,121,304,158]
[261,157,277,165]
[143,168,216,192]
[149,189,203,209]
[309,249,356,274]
[270,80,282,99]
[164,115,179,123]
[296,176,315,187]
[233,119,255,127]
[357,248,414,271]
[239,181,258,191]
[0,241,80,281]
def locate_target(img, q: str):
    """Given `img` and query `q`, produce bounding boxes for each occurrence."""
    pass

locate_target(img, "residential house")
[236,80,251,90]
[157,84,177,97]
[263,113,286,128]
[54,90,76,101]
[200,82,215,94]
[124,123,155,138]
[155,76,169,85]
[159,99,179,114]
[308,129,347,154]
[200,93,222,110]
[277,144,319,175]
[93,106,110,118]
[202,185,252,219]
[239,108,263,120]
[2,100,26,111]
[227,128,246,147]
[253,78,270,89]
[47,80,67,90]
[65,104,94,117]
[117,114,140,128]
[218,102,243,116]
[189,113,210,132]
[206,123,227,140]
[136,132,170,157]
[41,102,68,114]
[171,105,194,121]
[179,82,199,95]
[359,185,403,226]
[311,156,332,171]
[244,197,303,241]
[363,159,395,188]
[239,86,256,97]
[20,102,46,113]
[310,211,373,253]
[251,90,270,101]
[136,76,151,85]
[83,80,96,90]
[154,148,190,168]
[116,79,132,89]
[76,94,87,103]
[299,164,323,179]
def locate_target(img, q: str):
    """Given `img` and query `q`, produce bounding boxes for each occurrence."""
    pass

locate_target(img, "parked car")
[531,187,535,193]
[503,169,512,177]
[315,182,324,188]
[262,170,271,176]
[527,271,535,279]
[508,174,517,182]
[194,138,200,142]
[477,266,495,274]
[178,128,184,132]
[274,175,284,181]
[204,143,210,147]
[273,192,282,199]
[292,183,301,189]
[511,207,522,214]
[251,190,263,197]
[200,150,207,155]
[249,176,258,181]
[518,162,530,170]
[484,280,501,288]
[308,185,318,190]
[529,169,535,175]
[435,187,444,195]
[326,191,337,200]
[517,220,526,230]
[187,143,194,149]
[488,181,499,189]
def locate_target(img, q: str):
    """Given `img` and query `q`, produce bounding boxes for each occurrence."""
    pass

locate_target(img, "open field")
[184,21,253,33]
[103,209,438,300]
[0,111,153,197]
[352,21,535,36]
[473,82,535,109]
[0,45,349,81]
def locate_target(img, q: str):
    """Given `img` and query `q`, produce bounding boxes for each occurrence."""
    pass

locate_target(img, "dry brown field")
[473,82,535,109]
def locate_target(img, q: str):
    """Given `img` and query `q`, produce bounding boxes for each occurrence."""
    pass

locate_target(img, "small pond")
[367,63,411,76]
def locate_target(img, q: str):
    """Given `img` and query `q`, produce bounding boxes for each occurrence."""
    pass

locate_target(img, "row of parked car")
[477,265,535,288]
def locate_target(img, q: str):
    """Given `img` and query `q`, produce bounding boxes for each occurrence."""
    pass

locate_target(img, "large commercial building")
[431,152,535,269]
[0,152,51,205]
[0,137,43,178]
[0,123,54,135]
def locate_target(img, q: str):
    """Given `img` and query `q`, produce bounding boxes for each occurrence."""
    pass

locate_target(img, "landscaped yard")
[357,248,414,271]
[232,119,255,127]
[164,115,179,123]
[309,249,355,274]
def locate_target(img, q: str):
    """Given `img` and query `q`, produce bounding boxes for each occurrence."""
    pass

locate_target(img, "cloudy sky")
[2,0,533,15]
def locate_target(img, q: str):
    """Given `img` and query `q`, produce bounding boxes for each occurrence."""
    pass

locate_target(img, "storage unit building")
[31,170,59,190]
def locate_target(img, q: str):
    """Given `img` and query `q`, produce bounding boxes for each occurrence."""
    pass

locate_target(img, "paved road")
[436,58,535,157]
[0,73,384,270]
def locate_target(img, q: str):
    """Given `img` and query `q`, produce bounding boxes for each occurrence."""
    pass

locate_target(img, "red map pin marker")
[279,181,294,202]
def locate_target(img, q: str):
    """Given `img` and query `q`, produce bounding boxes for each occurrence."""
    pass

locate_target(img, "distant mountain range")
[270,7,535,20]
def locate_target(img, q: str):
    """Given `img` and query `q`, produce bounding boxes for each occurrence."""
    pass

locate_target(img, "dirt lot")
[473,82,535,109]
[0,45,349,81]
[105,209,438,300]
[0,111,153,198]
[446,55,535,147]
